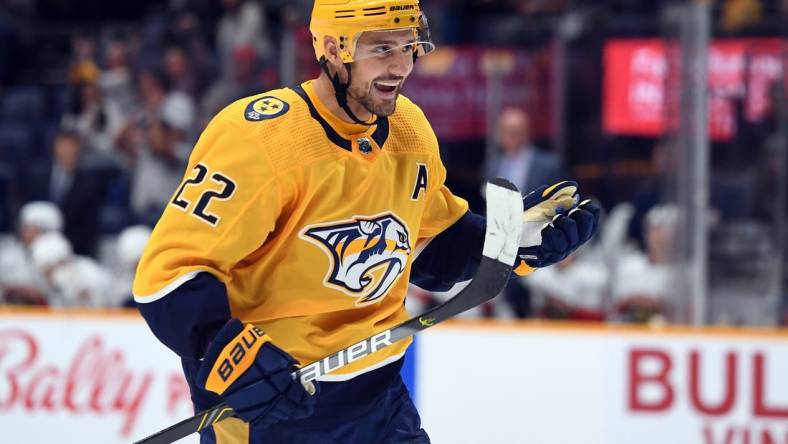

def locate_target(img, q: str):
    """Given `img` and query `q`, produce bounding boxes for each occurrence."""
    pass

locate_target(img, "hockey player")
[133,1,601,443]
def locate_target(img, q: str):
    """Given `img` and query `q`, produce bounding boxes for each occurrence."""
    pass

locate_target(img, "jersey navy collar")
[290,84,389,152]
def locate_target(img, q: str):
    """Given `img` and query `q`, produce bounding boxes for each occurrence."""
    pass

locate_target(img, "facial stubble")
[347,77,400,117]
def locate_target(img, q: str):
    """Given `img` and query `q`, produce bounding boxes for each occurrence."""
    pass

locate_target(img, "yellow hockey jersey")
[133,80,469,379]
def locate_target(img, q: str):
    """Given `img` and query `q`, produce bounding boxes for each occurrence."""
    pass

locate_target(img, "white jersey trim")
[315,351,407,382]
[133,271,201,304]
[410,236,433,262]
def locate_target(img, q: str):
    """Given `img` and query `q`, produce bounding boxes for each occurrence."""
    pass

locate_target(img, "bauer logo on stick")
[298,331,394,383]
[301,213,411,304]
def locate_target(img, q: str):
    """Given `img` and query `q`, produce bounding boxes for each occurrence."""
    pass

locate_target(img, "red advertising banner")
[419,323,788,444]
[604,38,784,141]
[0,312,196,444]
[605,39,667,136]
[403,46,554,141]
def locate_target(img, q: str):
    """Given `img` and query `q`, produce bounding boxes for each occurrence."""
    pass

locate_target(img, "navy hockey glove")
[196,319,317,426]
[514,181,601,276]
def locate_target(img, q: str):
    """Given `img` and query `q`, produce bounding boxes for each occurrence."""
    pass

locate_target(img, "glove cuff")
[200,319,273,395]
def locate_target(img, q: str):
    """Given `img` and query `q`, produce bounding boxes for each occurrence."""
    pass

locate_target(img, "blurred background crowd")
[0,0,785,325]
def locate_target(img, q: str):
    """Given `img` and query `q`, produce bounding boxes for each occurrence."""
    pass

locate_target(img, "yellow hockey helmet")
[310,0,434,64]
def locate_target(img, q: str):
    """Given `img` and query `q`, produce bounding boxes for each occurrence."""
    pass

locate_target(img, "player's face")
[348,30,416,117]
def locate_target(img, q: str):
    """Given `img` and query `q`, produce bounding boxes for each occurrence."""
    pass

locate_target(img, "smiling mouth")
[373,81,399,94]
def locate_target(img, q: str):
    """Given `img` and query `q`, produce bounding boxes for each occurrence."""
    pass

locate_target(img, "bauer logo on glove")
[514,180,601,275]
[196,319,318,427]
[206,324,269,393]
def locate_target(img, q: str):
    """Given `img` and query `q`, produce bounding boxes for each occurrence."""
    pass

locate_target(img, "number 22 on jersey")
[171,163,238,226]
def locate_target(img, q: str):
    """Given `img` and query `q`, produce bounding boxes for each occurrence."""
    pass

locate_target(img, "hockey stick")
[133,177,523,444]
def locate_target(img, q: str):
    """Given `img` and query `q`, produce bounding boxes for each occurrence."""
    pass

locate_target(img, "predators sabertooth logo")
[301,213,411,304]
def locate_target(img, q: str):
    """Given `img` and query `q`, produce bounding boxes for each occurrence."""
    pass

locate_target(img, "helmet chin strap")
[320,58,376,126]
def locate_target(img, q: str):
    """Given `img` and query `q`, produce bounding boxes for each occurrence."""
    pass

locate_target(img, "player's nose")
[388,50,413,78]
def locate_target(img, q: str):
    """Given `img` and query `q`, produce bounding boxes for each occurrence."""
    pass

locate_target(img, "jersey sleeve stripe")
[133,270,202,303]
[410,236,434,262]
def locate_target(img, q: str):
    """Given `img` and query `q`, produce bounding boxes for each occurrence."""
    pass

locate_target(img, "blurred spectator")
[487,106,564,317]
[111,224,151,307]
[612,204,679,323]
[200,45,266,123]
[0,201,62,305]
[67,35,100,86]
[525,252,609,320]
[61,81,124,155]
[125,91,194,225]
[114,69,171,151]
[164,45,201,98]
[30,231,112,307]
[216,0,272,80]
[136,68,168,116]
[487,106,564,194]
[99,40,136,111]
[629,138,758,251]
[18,202,62,244]
[627,140,670,249]
[25,130,107,256]
[168,11,216,90]
[115,69,166,221]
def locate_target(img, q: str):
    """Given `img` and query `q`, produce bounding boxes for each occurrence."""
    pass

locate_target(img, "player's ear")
[323,36,343,69]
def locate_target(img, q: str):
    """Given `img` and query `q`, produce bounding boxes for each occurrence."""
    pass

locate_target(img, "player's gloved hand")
[514,181,601,276]
[196,319,317,426]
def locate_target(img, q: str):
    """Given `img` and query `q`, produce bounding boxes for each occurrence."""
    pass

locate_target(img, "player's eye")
[372,45,393,54]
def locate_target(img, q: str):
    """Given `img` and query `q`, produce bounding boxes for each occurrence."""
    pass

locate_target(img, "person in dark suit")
[487,106,565,318]
[487,106,564,194]
[24,130,108,257]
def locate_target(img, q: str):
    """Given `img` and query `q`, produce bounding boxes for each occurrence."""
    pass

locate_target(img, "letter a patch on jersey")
[411,163,428,200]
[300,213,412,305]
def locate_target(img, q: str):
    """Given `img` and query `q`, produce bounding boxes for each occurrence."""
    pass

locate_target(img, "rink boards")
[416,321,788,444]
[0,309,786,444]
